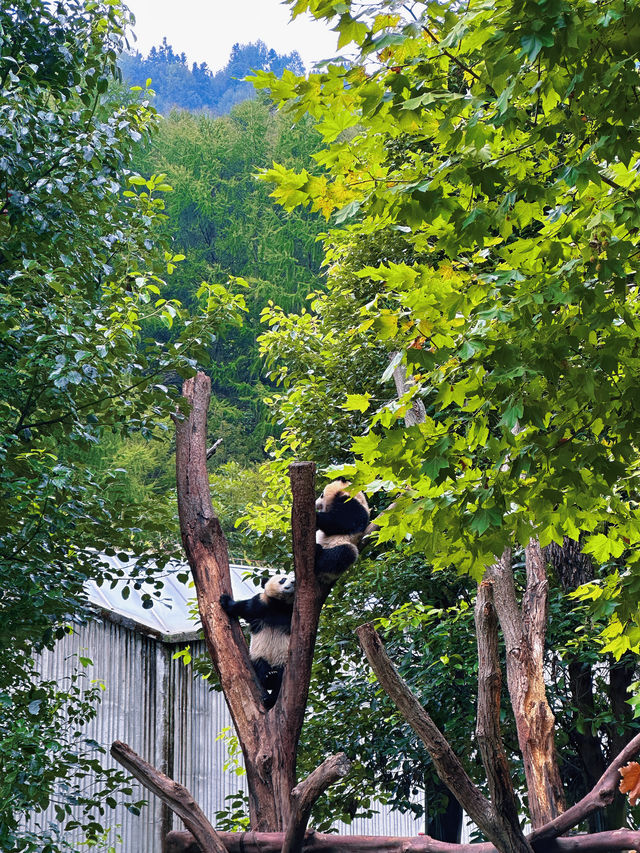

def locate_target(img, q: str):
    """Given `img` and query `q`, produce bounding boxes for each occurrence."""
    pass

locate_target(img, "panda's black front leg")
[219,593,240,616]
[220,593,257,620]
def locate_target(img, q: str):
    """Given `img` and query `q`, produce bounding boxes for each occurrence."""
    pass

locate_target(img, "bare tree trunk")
[475,582,532,853]
[487,543,565,827]
[175,373,331,832]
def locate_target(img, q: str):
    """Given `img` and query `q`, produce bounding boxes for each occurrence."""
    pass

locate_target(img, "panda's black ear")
[336,476,348,483]
[260,577,268,588]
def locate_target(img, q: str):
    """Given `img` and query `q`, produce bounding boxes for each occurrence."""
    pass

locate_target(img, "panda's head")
[316,478,349,511]
[316,478,369,515]
[262,572,296,602]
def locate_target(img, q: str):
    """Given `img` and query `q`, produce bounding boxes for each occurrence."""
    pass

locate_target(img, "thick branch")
[355,622,501,845]
[392,358,427,427]
[486,549,521,649]
[111,741,227,853]
[175,373,262,733]
[531,730,640,842]
[522,539,548,671]
[279,461,320,727]
[166,830,640,853]
[475,582,531,853]
[282,753,352,853]
[487,546,565,827]
[206,438,223,459]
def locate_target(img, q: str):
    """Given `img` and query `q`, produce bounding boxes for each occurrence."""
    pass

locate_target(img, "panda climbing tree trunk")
[173,372,337,839]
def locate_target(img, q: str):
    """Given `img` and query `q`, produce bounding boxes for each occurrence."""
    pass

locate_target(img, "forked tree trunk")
[175,372,332,833]
[487,544,565,827]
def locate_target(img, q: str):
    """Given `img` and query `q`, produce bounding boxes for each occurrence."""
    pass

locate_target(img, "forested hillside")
[134,100,324,462]
[82,98,326,550]
[119,39,305,114]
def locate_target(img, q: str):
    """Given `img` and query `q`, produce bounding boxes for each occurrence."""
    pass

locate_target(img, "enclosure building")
[28,558,424,852]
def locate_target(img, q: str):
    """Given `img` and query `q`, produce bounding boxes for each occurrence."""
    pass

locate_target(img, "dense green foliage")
[255,0,640,651]
[120,39,305,115]
[0,1,242,848]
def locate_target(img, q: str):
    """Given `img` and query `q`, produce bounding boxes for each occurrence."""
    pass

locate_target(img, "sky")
[123,0,340,73]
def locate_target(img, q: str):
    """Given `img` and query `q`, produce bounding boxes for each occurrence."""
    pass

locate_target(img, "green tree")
[0,1,243,848]
[254,0,640,655]
[119,39,305,115]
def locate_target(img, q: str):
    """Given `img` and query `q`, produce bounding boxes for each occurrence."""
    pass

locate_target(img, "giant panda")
[219,572,295,709]
[315,478,370,585]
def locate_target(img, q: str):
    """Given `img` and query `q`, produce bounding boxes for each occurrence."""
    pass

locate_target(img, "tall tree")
[0,2,242,849]
[119,39,305,115]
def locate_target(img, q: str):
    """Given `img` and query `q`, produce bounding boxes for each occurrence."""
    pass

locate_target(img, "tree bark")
[392,358,427,427]
[487,543,565,827]
[475,582,532,853]
[111,741,227,853]
[282,753,351,853]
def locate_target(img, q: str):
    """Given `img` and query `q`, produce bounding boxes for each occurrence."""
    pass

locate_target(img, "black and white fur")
[219,573,295,709]
[315,479,370,585]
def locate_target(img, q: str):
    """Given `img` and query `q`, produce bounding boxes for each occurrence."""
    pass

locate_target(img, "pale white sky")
[123,0,340,73]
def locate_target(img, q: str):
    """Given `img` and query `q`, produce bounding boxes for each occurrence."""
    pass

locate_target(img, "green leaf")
[344,393,372,412]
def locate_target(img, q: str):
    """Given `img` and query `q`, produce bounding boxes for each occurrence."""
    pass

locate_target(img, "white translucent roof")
[85,554,259,642]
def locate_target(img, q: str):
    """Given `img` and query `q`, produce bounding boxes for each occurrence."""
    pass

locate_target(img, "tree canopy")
[0,1,242,848]
[120,39,305,115]
[252,0,640,653]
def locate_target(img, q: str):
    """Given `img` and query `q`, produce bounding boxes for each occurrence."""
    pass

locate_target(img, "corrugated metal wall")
[28,616,424,851]
[28,618,168,851]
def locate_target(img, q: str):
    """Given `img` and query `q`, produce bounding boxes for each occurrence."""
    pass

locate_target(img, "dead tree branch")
[175,373,328,831]
[111,741,227,853]
[282,753,352,853]
[176,373,262,729]
[487,544,565,827]
[475,582,531,852]
[530,729,640,843]
[355,622,536,852]
[277,462,322,735]
[206,438,223,459]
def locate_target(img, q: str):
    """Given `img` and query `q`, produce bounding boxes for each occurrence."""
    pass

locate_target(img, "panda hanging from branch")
[314,477,370,586]
[219,479,370,709]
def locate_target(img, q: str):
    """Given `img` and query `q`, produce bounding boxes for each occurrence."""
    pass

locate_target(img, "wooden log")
[165,829,640,853]
[110,741,227,853]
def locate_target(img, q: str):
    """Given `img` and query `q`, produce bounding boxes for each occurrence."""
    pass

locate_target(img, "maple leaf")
[619,762,640,805]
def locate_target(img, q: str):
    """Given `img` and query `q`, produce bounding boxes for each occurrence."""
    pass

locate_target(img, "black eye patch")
[279,578,286,584]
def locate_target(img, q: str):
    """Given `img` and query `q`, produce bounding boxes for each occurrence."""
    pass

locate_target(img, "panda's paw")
[219,593,234,614]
